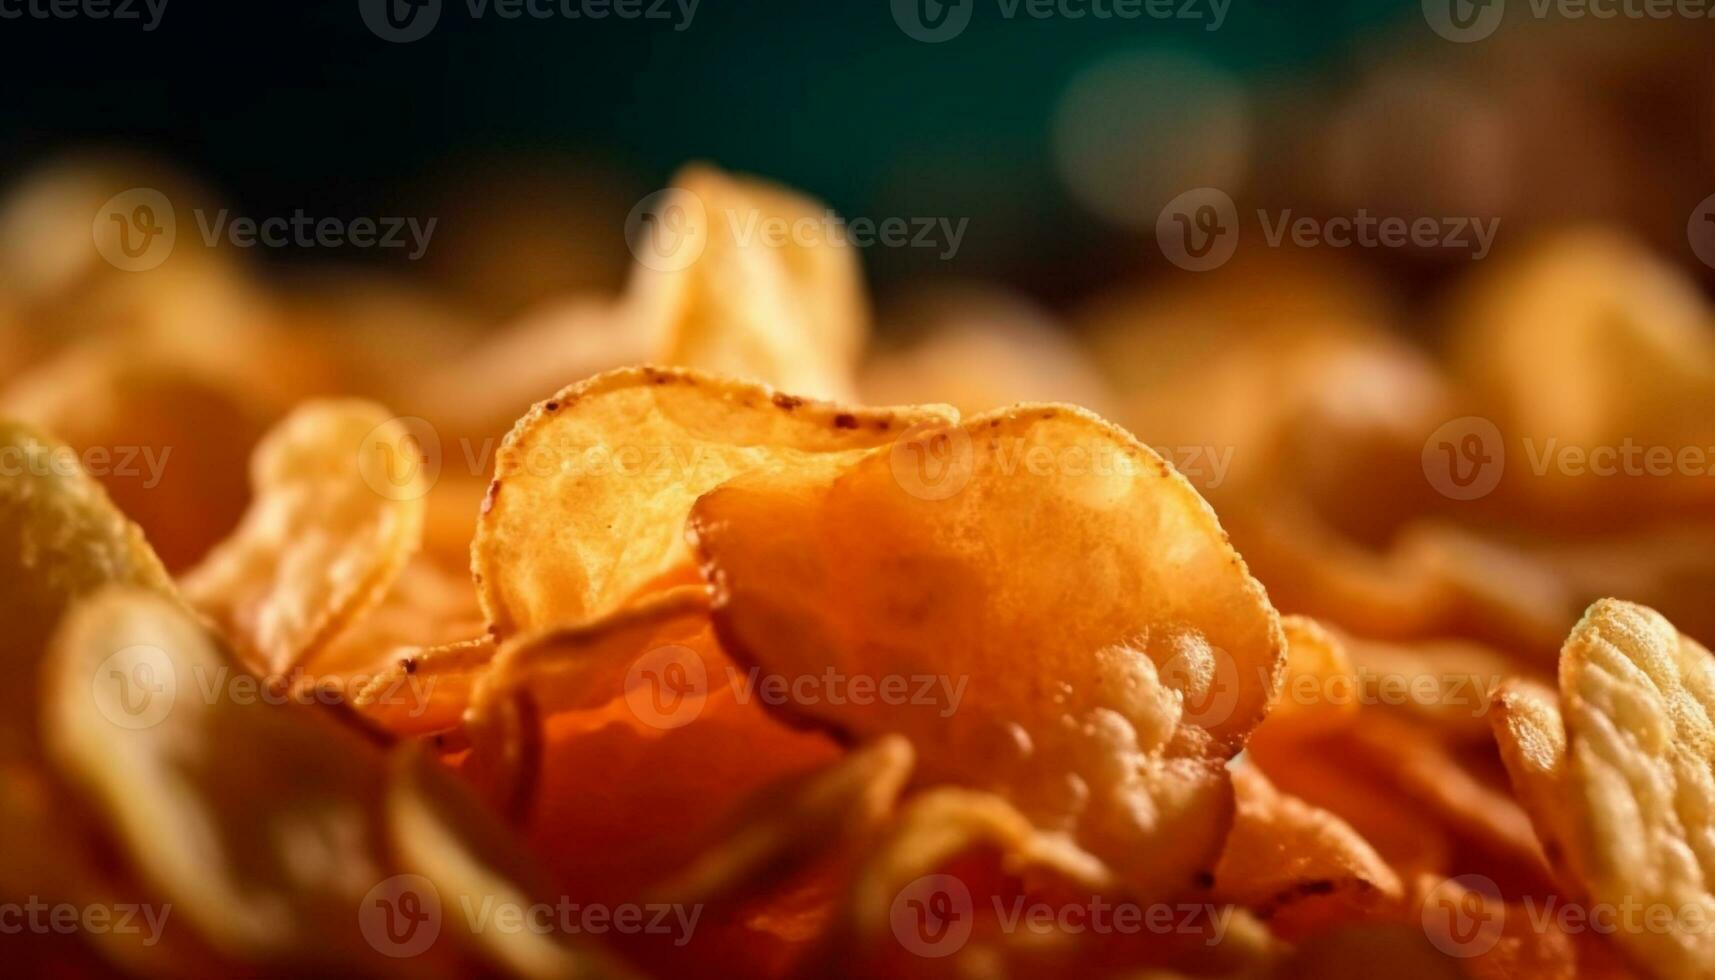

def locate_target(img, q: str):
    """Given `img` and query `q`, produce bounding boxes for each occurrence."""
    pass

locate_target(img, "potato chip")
[1253,615,1361,744]
[1489,680,1576,875]
[352,637,496,738]
[181,400,427,676]
[471,366,956,638]
[859,285,1116,417]
[1344,632,1521,744]
[42,587,451,972]
[1342,711,1547,877]
[0,340,268,570]
[690,404,1285,895]
[1211,765,1402,938]
[648,736,914,907]
[387,743,631,980]
[626,165,866,401]
[1544,598,1715,976]
[1409,874,1635,980]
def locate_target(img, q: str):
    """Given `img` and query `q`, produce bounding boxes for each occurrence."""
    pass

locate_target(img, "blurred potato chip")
[387,743,631,979]
[627,165,867,401]
[1211,765,1402,938]
[690,404,1285,896]
[472,366,956,638]
[1254,615,1361,744]
[648,735,915,907]
[181,400,427,676]
[43,587,451,973]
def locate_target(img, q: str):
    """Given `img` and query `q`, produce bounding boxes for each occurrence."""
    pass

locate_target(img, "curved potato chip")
[1551,598,1715,976]
[472,366,956,637]
[0,420,172,767]
[464,585,718,814]
[690,404,1285,895]
[860,286,1116,417]
[1211,765,1402,938]
[648,735,915,907]
[352,637,496,738]
[1489,680,1576,874]
[42,587,450,973]
[1343,711,1547,877]
[842,787,1115,942]
[1254,615,1361,744]
[626,165,866,401]
[182,400,426,676]
[0,341,268,570]
[387,743,630,980]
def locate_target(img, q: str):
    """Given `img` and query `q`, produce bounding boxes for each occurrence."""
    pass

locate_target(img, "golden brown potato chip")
[0,341,267,570]
[1344,632,1520,744]
[0,420,172,767]
[859,285,1116,417]
[1489,680,1577,875]
[1343,712,1547,877]
[648,736,915,907]
[471,366,956,638]
[181,400,427,676]
[1254,615,1361,744]
[387,743,631,980]
[1410,874,1635,980]
[1546,598,1715,976]
[42,587,451,973]
[352,637,496,738]
[1211,765,1402,938]
[690,404,1285,896]
[626,165,867,401]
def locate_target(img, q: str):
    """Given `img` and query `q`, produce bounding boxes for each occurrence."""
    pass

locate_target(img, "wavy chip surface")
[472,366,956,637]
[690,404,1285,895]
[181,400,426,676]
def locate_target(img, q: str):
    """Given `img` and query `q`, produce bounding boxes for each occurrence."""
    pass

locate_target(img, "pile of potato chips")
[5,158,1715,979]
